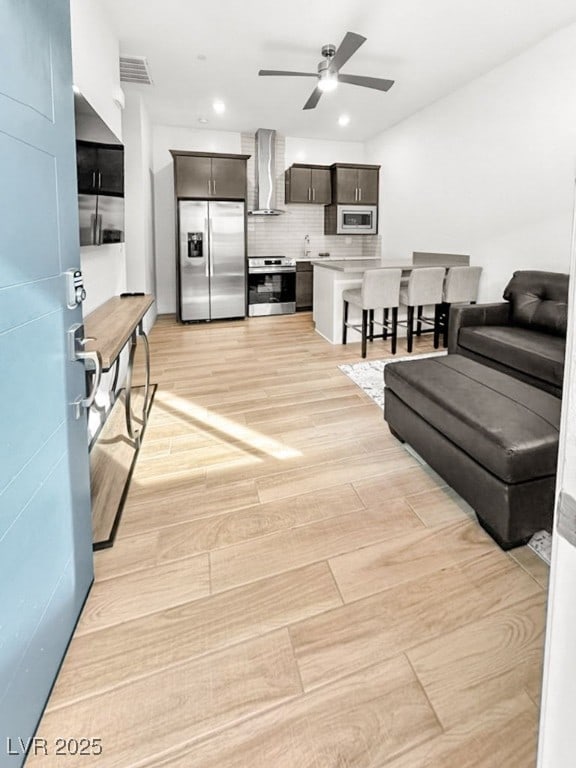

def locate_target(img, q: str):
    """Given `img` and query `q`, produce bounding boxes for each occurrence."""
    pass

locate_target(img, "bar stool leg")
[416,305,423,336]
[433,304,441,349]
[342,300,349,345]
[443,303,450,348]
[407,306,414,353]
[383,308,389,340]
[361,310,368,358]
[369,309,374,342]
[391,307,398,354]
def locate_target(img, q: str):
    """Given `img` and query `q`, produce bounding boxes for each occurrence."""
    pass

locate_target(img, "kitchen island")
[312,259,385,344]
[312,259,453,344]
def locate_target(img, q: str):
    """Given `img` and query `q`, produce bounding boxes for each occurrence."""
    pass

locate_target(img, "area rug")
[339,351,447,409]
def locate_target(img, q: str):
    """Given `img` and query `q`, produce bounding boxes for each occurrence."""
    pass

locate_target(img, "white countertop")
[295,255,380,263]
[312,259,460,272]
[312,258,389,272]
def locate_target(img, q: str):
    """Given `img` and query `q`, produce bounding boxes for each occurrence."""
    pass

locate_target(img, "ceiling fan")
[258,31,394,110]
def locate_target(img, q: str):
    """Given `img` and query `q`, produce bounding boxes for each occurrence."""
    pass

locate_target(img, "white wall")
[80,246,126,316]
[70,0,123,141]
[123,93,157,321]
[285,136,365,167]
[365,23,576,301]
[75,110,120,144]
[71,0,128,314]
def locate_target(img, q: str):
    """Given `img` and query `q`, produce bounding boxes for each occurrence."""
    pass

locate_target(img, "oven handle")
[248,267,296,274]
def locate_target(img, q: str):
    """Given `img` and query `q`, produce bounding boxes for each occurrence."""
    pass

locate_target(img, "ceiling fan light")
[318,74,337,93]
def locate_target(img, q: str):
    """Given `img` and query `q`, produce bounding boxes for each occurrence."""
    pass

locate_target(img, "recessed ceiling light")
[338,114,350,127]
[213,100,226,114]
[198,117,208,124]
[197,54,206,61]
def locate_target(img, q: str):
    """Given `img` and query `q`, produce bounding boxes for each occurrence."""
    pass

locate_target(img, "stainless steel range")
[247,256,296,316]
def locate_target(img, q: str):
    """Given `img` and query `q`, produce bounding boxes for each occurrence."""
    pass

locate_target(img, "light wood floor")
[30,313,548,767]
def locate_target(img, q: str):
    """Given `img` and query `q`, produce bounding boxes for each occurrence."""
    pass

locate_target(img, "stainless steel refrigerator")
[177,200,246,322]
[79,194,124,246]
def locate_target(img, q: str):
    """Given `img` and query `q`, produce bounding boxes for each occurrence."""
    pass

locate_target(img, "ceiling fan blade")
[338,74,395,92]
[259,69,317,77]
[330,32,366,72]
[303,87,322,110]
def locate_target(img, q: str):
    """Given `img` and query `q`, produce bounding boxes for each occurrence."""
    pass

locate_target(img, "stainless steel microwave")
[337,205,377,234]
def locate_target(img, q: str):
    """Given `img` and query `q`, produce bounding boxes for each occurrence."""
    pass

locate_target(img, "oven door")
[248,270,296,316]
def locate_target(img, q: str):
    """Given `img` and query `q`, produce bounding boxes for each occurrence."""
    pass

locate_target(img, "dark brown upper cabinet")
[76,140,124,196]
[331,164,380,205]
[285,164,331,204]
[171,151,250,200]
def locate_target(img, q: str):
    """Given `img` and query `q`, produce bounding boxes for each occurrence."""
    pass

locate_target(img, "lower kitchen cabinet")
[296,261,313,311]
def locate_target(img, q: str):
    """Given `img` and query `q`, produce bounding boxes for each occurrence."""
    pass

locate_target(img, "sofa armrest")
[448,302,510,353]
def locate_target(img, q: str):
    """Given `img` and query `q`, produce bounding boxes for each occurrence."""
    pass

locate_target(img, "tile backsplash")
[241,132,381,261]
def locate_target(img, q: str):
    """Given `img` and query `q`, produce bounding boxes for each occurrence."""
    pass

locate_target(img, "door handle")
[208,219,214,276]
[77,349,102,409]
[68,323,102,417]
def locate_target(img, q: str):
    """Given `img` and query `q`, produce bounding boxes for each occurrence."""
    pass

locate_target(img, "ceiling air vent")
[119,56,153,85]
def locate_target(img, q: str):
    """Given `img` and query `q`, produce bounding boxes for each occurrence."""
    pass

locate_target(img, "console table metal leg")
[124,323,152,447]
[124,330,140,446]
[139,321,151,426]
[111,355,120,397]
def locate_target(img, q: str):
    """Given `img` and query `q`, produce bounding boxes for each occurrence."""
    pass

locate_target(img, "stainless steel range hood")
[248,128,284,215]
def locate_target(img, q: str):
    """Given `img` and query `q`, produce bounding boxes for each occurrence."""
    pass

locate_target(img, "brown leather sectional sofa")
[384,270,568,549]
[448,270,567,397]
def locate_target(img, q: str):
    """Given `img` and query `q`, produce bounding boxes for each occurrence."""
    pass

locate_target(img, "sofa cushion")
[384,355,560,484]
[458,325,565,389]
[503,270,568,336]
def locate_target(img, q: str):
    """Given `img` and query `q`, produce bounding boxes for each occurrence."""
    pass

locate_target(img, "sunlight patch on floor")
[154,390,302,461]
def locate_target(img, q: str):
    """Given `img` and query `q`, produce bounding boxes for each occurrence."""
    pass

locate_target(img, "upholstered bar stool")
[342,269,402,358]
[398,267,445,353]
[439,266,482,346]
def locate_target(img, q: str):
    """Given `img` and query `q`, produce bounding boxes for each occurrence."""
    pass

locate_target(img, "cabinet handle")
[98,170,102,190]
[92,171,96,189]
[312,187,315,201]
[212,179,216,195]
[208,178,211,195]
[307,187,311,202]
[358,187,362,201]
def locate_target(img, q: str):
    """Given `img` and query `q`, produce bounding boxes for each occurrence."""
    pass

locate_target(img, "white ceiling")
[100,0,576,142]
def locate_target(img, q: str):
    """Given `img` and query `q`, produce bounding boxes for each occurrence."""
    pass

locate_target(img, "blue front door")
[0,0,94,759]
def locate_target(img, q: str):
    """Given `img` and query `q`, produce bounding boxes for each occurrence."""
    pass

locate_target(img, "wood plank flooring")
[29,313,548,767]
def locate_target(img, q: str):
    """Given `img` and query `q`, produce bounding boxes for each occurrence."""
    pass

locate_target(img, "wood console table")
[85,294,154,447]
[84,294,155,548]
